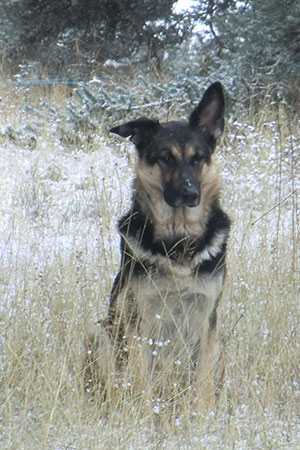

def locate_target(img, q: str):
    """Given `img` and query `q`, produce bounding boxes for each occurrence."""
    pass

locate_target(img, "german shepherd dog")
[85,82,230,410]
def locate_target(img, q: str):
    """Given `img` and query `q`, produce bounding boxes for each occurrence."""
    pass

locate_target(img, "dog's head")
[110,82,225,208]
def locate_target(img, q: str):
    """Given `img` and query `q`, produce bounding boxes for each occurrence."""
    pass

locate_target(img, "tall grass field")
[0,79,299,449]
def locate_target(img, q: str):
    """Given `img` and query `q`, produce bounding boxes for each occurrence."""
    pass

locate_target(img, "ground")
[0,80,299,449]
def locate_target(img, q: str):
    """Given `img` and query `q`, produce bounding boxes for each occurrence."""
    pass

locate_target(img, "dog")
[84,82,231,410]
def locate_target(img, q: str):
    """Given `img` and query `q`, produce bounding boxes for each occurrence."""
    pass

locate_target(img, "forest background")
[1,0,299,103]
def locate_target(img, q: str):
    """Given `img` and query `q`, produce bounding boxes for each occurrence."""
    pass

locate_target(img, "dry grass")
[0,81,299,449]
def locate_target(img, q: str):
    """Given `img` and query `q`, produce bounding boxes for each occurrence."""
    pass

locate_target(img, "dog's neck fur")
[134,161,221,242]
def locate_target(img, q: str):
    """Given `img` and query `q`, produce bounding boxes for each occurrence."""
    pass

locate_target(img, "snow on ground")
[0,137,133,265]
[0,93,298,342]
[0,86,299,448]
[1,113,297,296]
[0,123,134,318]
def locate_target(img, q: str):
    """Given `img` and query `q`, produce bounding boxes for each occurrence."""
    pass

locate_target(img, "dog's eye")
[158,153,175,166]
[191,154,203,167]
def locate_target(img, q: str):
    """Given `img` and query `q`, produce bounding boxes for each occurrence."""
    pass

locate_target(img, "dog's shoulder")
[192,203,230,276]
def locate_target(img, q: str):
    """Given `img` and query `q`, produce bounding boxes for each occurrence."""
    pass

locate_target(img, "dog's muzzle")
[181,181,201,207]
[164,178,201,208]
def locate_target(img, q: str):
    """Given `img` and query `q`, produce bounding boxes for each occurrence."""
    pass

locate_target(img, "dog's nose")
[181,184,200,207]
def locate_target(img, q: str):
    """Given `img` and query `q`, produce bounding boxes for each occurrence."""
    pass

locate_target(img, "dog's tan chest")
[126,269,222,343]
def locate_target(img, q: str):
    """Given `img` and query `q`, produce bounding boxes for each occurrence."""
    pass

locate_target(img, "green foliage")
[190,0,300,102]
[1,0,299,104]
[1,0,182,76]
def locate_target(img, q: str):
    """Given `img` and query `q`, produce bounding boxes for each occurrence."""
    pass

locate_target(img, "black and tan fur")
[85,82,231,409]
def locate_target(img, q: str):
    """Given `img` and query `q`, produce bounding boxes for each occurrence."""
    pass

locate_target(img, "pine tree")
[206,0,300,101]
[1,0,180,76]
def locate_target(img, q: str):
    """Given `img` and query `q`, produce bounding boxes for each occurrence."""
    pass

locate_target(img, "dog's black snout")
[181,183,200,207]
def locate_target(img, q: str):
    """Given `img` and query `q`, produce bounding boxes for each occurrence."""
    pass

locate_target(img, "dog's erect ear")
[110,118,159,147]
[189,82,225,140]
